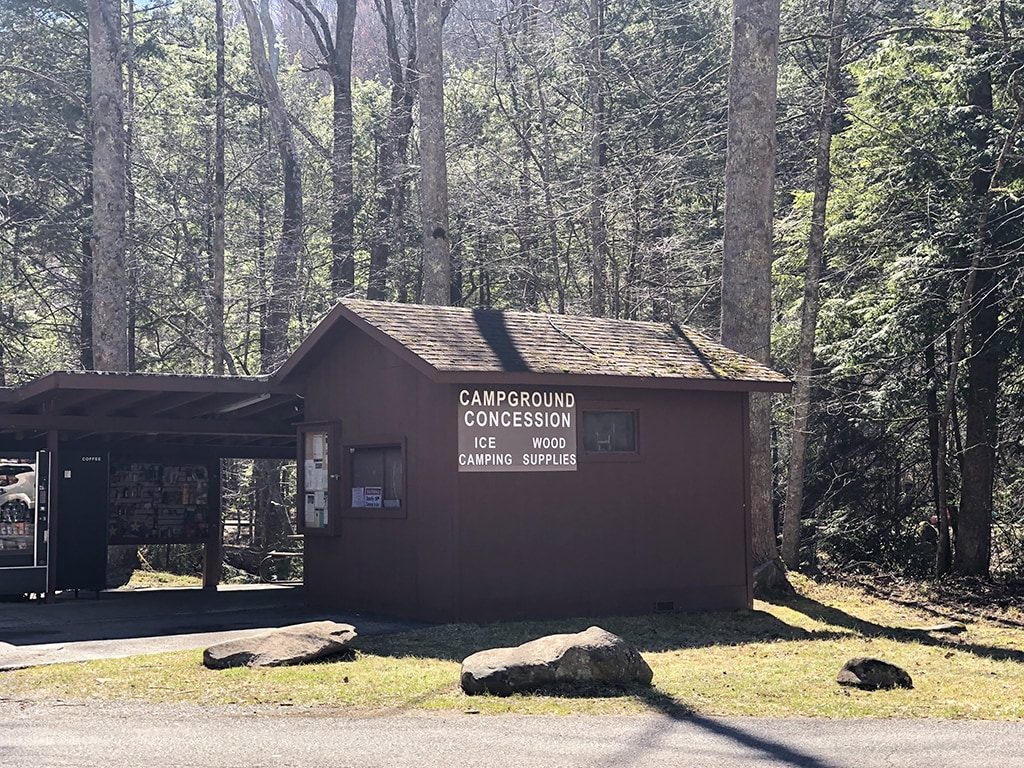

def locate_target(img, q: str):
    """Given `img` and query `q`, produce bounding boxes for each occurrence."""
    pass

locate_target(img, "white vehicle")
[0,462,35,517]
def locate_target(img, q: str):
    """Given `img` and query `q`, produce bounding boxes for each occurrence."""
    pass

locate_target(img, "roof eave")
[431,369,792,392]
[10,371,288,405]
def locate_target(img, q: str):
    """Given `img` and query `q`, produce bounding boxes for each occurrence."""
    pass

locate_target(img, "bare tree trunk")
[369,0,417,301]
[513,0,539,310]
[957,265,999,575]
[935,85,1023,576]
[89,0,134,580]
[720,0,781,575]
[417,0,450,305]
[331,1,357,296]
[925,337,942,523]
[87,0,128,372]
[240,0,304,372]
[126,0,137,371]
[949,36,1019,576]
[286,0,357,297]
[955,41,1000,577]
[586,0,608,317]
[210,0,227,374]
[80,182,95,370]
[781,0,845,570]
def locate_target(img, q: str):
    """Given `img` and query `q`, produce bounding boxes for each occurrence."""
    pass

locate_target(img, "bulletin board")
[297,422,339,535]
[303,431,330,529]
[108,462,212,544]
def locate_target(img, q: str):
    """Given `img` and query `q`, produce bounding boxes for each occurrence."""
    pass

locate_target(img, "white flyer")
[351,486,365,508]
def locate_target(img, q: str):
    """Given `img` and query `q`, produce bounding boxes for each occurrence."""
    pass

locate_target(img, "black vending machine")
[0,451,50,596]
[55,451,109,592]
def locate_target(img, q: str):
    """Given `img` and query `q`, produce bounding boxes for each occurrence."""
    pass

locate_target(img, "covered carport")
[0,371,302,599]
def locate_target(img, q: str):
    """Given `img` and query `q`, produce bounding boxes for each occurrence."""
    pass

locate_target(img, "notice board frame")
[297,421,342,537]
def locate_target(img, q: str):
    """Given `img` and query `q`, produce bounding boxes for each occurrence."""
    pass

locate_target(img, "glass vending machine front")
[0,459,36,569]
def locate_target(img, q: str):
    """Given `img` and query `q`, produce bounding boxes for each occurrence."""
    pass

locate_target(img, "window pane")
[352,448,384,489]
[583,411,637,453]
[351,446,402,509]
[383,447,403,506]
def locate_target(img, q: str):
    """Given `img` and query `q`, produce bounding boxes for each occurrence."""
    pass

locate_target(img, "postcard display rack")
[108,463,211,544]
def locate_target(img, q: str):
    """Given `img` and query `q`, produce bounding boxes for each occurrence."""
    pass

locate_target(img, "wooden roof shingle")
[279,299,790,391]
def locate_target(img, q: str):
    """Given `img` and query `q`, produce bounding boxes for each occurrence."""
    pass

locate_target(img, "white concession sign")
[457,388,577,472]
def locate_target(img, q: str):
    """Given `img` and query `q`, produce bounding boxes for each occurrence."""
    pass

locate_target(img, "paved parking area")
[0,585,418,669]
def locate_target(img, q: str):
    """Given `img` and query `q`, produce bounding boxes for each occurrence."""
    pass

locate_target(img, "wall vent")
[654,601,674,613]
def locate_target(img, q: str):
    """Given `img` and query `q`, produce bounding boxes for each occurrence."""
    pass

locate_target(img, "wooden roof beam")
[0,413,295,437]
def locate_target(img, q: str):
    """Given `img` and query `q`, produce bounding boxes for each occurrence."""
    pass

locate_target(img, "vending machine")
[0,451,50,596]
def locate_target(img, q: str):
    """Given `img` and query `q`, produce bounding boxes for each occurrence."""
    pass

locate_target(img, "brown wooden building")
[277,299,790,622]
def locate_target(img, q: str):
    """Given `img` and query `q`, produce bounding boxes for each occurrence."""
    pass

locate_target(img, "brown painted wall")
[294,320,751,622]
[296,322,458,621]
[454,386,749,621]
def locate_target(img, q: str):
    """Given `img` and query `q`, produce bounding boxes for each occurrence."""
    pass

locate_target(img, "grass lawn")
[5,575,1023,719]
[119,569,203,590]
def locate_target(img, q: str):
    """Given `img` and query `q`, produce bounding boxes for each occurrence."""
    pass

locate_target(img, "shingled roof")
[277,299,790,391]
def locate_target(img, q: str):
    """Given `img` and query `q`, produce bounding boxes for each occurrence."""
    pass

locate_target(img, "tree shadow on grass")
[772,593,1024,664]
[357,609,847,662]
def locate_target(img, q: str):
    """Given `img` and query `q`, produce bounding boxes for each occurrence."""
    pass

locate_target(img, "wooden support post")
[45,430,59,603]
[203,458,222,589]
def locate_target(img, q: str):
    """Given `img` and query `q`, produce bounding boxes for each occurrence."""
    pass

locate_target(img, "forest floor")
[5,574,1023,719]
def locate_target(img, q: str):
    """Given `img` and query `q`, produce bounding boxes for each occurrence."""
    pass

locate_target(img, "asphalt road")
[1,699,1021,768]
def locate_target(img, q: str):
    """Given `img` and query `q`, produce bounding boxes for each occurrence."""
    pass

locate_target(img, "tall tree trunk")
[649,178,671,321]
[80,181,95,370]
[240,0,304,372]
[935,79,1023,577]
[417,0,450,304]
[330,0,357,296]
[126,0,137,371]
[925,337,942,522]
[720,0,781,574]
[369,0,417,301]
[210,0,227,374]
[955,43,1000,576]
[87,0,128,372]
[514,0,539,310]
[781,0,846,570]
[586,0,608,317]
[88,0,133,581]
[957,271,998,575]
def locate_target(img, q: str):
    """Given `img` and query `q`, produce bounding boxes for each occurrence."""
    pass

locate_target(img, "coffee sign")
[457,388,577,472]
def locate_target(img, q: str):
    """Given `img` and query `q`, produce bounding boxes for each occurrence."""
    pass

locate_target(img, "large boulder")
[203,621,357,669]
[836,657,913,690]
[460,626,653,696]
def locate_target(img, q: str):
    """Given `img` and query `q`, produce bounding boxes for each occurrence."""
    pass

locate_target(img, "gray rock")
[837,657,913,690]
[460,626,653,696]
[203,621,357,669]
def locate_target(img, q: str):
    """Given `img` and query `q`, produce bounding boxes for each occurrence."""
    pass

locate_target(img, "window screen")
[582,411,637,453]
[350,446,403,509]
